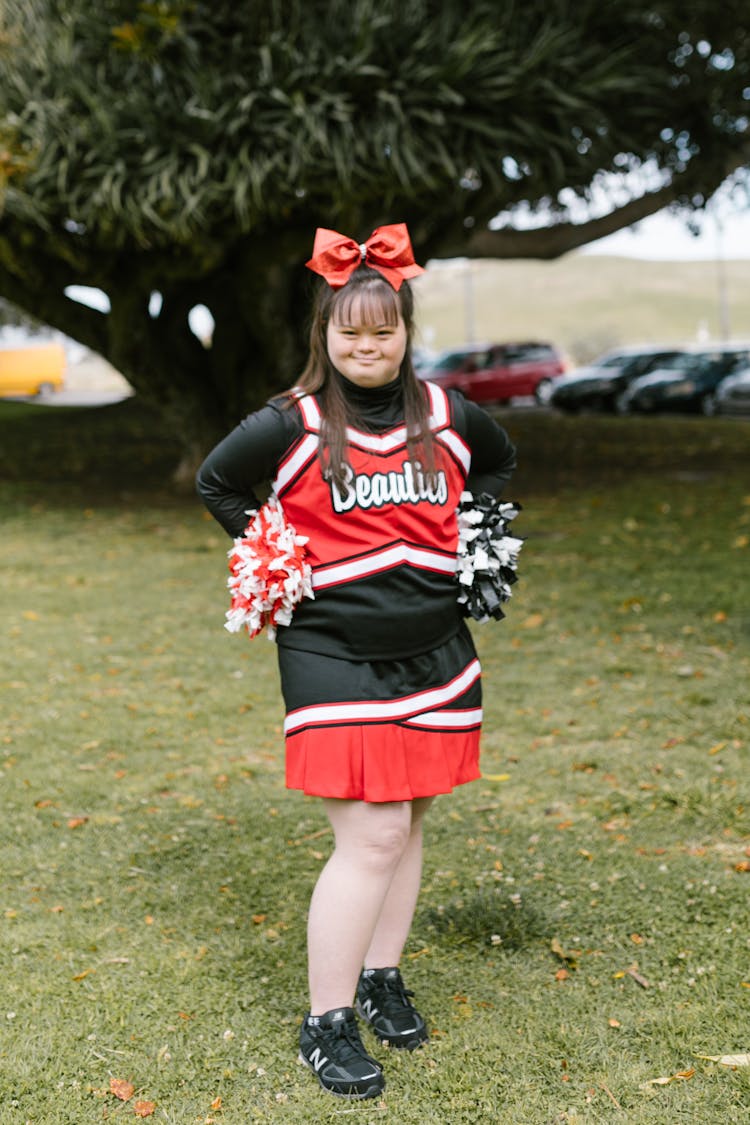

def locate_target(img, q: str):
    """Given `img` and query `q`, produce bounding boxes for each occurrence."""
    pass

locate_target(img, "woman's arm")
[448,392,517,497]
[196,402,301,536]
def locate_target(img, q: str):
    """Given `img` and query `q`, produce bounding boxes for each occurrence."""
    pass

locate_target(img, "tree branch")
[463,182,682,260]
[0,217,113,351]
[453,149,750,261]
[0,256,109,353]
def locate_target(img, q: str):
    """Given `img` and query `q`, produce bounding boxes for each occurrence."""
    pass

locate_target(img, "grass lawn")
[1,399,749,1123]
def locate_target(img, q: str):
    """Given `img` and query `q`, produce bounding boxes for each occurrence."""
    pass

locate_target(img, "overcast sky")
[577,169,750,261]
[582,205,750,261]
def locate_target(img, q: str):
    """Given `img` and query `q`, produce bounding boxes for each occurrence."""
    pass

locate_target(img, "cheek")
[393,332,408,360]
[326,330,342,362]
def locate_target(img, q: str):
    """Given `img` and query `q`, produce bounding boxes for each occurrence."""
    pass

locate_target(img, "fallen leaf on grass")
[67,816,89,829]
[641,1068,695,1088]
[734,861,750,873]
[482,773,510,782]
[696,1053,750,1067]
[210,1096,223,1110]
[134,1100,156,1117]
[521,612,544,629]
[551,937,580,968]
[110,1077,134,1101]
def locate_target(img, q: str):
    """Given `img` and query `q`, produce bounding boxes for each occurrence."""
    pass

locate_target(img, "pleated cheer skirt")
[277,624,482,803]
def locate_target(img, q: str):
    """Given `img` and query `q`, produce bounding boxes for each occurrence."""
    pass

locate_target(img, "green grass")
[1,399,749,1123]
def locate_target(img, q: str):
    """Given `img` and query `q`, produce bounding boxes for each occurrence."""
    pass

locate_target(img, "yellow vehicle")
[0,343,66,397]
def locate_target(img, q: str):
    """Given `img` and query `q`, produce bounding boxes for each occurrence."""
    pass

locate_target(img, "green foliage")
[2,1,749,248]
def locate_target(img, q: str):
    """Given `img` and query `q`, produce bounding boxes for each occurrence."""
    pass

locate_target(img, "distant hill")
[413,254,750,365]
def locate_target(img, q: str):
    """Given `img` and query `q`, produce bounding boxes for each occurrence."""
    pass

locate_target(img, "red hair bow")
[305,223,425,291]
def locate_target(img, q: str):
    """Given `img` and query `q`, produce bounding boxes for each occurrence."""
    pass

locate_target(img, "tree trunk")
[102,242,309,489]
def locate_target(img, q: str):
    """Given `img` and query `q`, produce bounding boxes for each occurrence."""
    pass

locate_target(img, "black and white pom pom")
[456,491,523,623]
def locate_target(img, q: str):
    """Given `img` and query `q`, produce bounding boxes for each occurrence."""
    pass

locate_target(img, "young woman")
[197,224,517,1100]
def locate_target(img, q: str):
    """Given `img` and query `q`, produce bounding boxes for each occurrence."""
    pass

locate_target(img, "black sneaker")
[356,967,429,1049]
[298,1007,384,1099]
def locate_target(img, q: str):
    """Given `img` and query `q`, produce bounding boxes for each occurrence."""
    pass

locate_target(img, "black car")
[618,347,750,414]
[713,366,750,415]
[549,346,684,413]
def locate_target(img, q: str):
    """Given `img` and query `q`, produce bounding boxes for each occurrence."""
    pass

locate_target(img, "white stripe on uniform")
[404,707,483,729]
[273,432,319,494]
[312,543,456,590]
[284,658,481,734]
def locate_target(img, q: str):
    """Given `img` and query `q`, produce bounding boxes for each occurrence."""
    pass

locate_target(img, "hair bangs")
[329,277,402,328]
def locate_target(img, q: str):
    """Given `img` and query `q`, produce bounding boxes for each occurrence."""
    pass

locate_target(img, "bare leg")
[307,799,413,1015]
[364,796,434,968]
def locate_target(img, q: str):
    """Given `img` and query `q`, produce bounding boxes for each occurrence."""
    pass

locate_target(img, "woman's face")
[326,304,408,389]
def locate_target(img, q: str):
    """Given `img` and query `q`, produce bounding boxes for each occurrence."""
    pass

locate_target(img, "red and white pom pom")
[225,495,314,640]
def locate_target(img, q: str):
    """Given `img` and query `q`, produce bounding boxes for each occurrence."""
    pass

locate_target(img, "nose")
[354,334,377,353]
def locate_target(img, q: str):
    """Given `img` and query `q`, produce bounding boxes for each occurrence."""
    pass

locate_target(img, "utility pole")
[463,260,476,343]
[715,210,731,341]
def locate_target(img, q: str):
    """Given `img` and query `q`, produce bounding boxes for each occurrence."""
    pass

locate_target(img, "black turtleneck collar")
[335,371,405,430]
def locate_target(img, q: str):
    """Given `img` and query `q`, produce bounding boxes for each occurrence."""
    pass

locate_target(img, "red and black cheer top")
[273,382,469,659]
[196,375,517,663]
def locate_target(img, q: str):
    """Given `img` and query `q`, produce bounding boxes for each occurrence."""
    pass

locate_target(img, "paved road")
[5,388,132,407]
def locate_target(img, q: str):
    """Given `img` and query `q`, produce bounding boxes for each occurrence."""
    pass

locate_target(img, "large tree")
[1,0,749,479]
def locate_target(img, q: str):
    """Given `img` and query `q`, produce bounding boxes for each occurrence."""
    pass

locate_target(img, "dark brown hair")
[291,266,437,490]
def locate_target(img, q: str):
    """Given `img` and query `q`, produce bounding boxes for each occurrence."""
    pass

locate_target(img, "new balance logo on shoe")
[359,998,379,1020]
[306,1046,329,1074]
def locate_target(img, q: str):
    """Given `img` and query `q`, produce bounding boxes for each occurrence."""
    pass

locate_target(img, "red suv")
[418,342,565,404]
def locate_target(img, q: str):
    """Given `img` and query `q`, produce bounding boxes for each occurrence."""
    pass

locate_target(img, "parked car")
[550,345,685,413]
[417,341,566,404]
[0,343,66,397]
[618,346,750,415]
[714,367,750,415]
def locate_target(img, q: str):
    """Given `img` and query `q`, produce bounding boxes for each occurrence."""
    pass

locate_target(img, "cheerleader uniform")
[197,374,516,803]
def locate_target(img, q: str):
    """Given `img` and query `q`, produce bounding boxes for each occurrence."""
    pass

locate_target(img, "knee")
[354,815,411,873]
